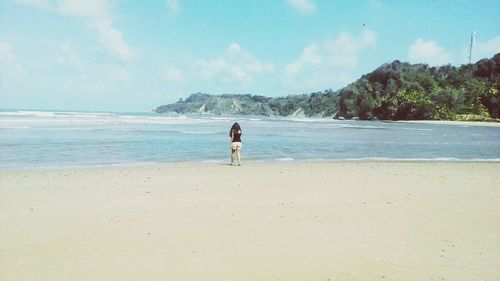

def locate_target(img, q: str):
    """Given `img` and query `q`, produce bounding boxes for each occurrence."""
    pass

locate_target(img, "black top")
[232,129,241,142]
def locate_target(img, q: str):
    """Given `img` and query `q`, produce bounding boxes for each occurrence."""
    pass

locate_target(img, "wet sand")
[1,162,499,281]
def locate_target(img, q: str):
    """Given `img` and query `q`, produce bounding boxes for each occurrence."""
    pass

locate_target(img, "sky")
[0,0,499,112]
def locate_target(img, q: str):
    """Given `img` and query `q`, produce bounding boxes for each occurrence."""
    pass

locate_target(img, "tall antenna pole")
[468,31,476,64]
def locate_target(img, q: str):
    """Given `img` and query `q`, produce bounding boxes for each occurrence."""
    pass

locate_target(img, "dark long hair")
[229,122,241,137]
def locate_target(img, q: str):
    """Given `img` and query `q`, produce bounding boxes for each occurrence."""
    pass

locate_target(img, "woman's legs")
[230,149,235,164]
[236,148,241,165]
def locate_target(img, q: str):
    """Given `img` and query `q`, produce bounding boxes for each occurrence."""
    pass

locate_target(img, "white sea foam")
[287,117,331,123]
[0,111,222,126]
[337,123,434,131]
[0,110,115,118]
[0,125,31,129]
[399,127,433,131]
[179,130,220,134]
[275,157,294,161]
[209,116,231,120]
[0,111,57,117]
[339,124,387,129]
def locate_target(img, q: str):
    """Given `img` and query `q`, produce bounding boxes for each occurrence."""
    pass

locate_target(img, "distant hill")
[155,91,339,117]
[155,53,500,121]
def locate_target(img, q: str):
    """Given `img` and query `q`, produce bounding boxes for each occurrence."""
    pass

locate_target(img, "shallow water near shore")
[1,109,500,169]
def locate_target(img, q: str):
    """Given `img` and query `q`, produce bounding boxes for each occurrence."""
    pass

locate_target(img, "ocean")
[1,109,499,170]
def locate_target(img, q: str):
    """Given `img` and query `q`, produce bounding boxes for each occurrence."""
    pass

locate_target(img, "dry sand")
[1,162,499,281]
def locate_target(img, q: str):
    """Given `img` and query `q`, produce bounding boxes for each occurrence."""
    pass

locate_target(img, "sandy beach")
[393,120,500,127]
[1,162,499,281]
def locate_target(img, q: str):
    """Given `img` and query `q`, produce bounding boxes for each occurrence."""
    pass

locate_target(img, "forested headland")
[156,53,500,121]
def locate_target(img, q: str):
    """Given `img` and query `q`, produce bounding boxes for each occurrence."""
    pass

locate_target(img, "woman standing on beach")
[229,122,242,166]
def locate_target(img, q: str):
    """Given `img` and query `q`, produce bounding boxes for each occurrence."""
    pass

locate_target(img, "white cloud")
[473,36,500,61]
[408,38,452,65]
[283,30,377,91]
[57,41,82,67]
[163,66,185,85]
[57,0,134,60]
[166,0,180,16]
[57,0,108,18]
[286,0,316,14]
[284,61,302,77]
[14,0,53,10]
[91,19,134,61]
[12,63,27,76]
[0,41,14,62]
[196,43,274,89]
[301,44,321,65]
[107,66,129,81]
[0,41,27,79]
[14,0,134,61]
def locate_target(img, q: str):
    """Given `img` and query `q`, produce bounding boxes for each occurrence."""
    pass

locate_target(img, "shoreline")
[1,162,499,280]
[391,119,500,127]
[2,157,500,172]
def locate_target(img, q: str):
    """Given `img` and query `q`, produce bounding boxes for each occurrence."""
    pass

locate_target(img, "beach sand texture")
[1,162,499,281]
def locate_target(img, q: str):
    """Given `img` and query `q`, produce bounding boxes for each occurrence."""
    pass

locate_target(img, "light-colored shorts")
[231,142,242,150]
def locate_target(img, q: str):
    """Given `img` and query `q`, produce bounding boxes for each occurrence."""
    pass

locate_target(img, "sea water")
[1,109,499,170]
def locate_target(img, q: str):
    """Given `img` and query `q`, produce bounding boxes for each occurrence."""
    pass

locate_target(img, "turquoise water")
[1,109,499,170]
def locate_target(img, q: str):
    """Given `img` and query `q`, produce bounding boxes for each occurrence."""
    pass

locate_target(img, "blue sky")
[1,0,499,112]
